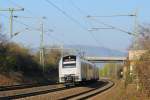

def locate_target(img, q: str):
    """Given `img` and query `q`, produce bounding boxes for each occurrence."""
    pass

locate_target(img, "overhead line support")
[0,8,24,38]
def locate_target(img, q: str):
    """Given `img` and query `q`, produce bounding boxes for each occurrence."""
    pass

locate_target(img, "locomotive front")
[59,55,81,86]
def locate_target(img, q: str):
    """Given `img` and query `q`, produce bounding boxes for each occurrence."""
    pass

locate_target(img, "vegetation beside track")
[127,25,150,98]
[0,29,61,85]
[99,63,123,79]
[98,25,150,99]
[90,79,144,100]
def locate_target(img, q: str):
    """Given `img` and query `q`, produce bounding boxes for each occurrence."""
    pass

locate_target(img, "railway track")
[0,83,65,99]
[0,82,57,91]
[21,79,114,100]
[0,79,114,100]
[62,80,114,100]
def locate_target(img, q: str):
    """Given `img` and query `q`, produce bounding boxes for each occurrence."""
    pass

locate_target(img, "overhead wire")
[68,0,104,46]
[44,0,103,46]
[45,33,64,44]
[1,13,66,45]
[7,0,104,46]
[0,13,46,37]
[8,0,59,29]
[1,0,42,31]
[8,0,48,31]
[8,0,37,17]
[90,18,134,35]
[69,0,93,28]
[44,0,89,30]
[42,29,76,46]
[68,1,135,37]
[8,0,71,44]
[8,0,89,46]
[4,1,49,34]
[69,0,87,16]
[69,1,137,52]
[87,14,136,18]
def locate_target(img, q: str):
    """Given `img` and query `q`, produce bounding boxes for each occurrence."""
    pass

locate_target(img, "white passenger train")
[59,55,99,86]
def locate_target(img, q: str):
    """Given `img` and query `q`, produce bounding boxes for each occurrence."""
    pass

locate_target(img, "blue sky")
[1,0,150,51]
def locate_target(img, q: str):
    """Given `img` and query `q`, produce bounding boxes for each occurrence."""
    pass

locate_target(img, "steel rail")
[60,79,114,100]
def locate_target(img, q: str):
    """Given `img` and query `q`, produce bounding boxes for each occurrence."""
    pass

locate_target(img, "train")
[59,55,99,86]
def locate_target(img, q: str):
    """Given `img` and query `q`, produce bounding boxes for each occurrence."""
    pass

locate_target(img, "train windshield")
[63,55,76,68]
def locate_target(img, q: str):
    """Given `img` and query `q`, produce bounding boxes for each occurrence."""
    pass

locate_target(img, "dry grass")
[0,72,47,86]
[0,72,25,86]
[90,79,150,100]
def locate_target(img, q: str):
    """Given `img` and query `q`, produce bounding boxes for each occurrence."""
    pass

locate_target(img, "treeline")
[0,35,39,74]
[0,33,62,83]
[99,63,123,79]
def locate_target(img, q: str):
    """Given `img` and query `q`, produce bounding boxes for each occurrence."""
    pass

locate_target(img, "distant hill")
[34,45,127,57]
[64,45,127,57]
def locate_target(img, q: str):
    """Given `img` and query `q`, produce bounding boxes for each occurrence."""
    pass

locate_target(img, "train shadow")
[75,80,108,89]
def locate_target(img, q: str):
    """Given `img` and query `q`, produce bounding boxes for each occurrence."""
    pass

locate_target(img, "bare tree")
[131,25,150,50]
[131,25,150,97]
